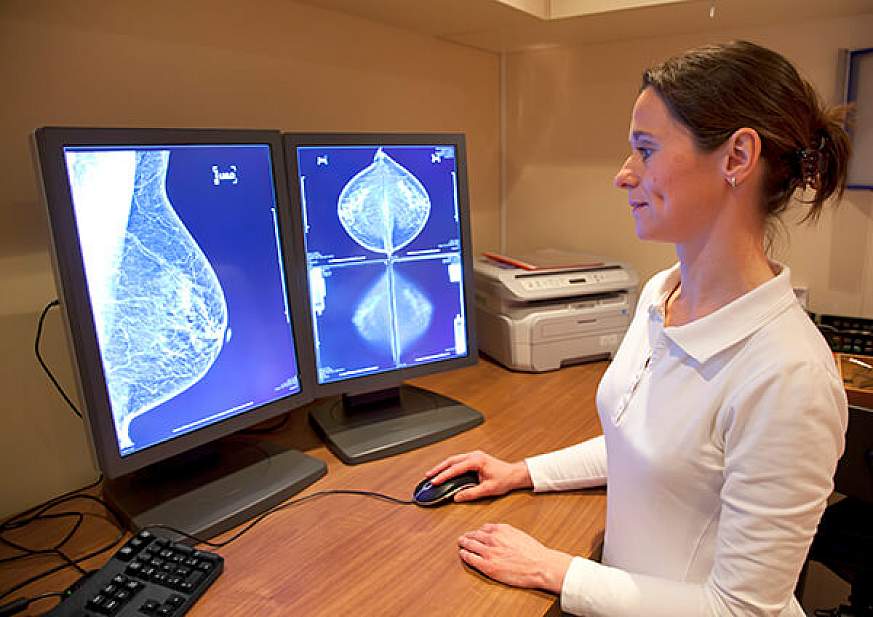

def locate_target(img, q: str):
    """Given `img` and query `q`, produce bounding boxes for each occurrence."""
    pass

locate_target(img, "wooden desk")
[1,358,607,616]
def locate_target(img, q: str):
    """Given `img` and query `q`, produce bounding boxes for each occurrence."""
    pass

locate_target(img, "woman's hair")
[642,40,851,224]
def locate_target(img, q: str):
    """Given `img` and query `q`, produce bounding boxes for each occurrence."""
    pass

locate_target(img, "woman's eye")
[637,147,653,161]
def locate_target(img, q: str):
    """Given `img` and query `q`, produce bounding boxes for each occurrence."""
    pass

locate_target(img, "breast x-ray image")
[64,144,300,455]
[296,144,468,384]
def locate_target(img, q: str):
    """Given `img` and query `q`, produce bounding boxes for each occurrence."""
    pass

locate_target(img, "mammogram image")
[352,268,433,357]
[337,147,431,254]
[336,148,432,362]
[67,150,228,450]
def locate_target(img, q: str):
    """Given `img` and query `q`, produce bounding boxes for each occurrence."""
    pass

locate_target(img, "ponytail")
[794,103,852,223]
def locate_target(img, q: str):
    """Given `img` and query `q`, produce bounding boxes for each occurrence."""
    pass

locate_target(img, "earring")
[727,176,737,188]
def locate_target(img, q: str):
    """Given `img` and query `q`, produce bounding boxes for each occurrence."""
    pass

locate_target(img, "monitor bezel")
[34,126,315,479]
[282,132,478,397]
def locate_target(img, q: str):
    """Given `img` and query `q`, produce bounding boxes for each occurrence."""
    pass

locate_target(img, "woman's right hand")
[425,451,533,502]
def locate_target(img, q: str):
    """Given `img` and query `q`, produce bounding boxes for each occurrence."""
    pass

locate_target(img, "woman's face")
[614,87,725,244]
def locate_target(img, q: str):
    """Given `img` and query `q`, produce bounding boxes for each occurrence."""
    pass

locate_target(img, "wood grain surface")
[1,357,608,616]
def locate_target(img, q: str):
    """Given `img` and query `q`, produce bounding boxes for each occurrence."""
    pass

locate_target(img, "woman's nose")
[614,157,638,189]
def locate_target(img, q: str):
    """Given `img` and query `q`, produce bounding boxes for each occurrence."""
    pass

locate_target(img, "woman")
[426,41,851,616]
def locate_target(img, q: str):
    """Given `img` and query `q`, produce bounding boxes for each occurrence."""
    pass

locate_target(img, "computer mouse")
[412,471,480,506]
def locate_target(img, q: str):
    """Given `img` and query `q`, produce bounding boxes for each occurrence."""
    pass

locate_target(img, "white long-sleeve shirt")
[525,263,847,617]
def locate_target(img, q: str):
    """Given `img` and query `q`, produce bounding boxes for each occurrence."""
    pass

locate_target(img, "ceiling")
[294,0,873,53]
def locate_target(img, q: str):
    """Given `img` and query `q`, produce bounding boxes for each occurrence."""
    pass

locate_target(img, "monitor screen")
[295,143,470,386]
[35,127,325,540]
[62,143,300,457]
[283,133,481,465]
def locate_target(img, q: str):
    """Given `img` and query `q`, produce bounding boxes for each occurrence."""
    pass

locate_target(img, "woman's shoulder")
[752,303,837,373]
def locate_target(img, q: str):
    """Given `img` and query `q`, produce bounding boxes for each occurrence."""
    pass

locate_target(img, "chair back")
[834,405,873,504]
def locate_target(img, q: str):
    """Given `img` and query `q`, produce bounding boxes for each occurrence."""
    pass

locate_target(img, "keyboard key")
[86,594,107,610]
[139,599,161,614]
[166,595,186,608]
[101,598,120,614]
[124,579,143,592]
[166,576,183,590]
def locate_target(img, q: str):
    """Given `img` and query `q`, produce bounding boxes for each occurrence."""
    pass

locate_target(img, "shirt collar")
[648,262,799,364]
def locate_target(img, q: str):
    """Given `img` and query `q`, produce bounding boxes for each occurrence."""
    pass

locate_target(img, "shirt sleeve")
[558,361,847,617]
[524,435,607,492]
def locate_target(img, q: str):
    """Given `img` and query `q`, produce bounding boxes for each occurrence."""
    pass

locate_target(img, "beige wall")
[0,0,499,518]
[505,13,873,316]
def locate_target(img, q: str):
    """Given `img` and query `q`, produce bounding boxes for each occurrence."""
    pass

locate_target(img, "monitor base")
[104,440,326,544]
[309,384,484,465]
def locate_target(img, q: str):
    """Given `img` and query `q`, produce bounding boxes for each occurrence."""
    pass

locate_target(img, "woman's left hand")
[457,523,573,593]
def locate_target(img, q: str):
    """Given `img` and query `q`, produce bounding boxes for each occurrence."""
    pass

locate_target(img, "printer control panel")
[517,268,630,293]
[473,257,639,304]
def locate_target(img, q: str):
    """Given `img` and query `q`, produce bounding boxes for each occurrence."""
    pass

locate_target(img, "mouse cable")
[143,489,416,549]
[0,494,125,602]
[35,299,82,419]
[0,490,411,599]
[0,591,65,617]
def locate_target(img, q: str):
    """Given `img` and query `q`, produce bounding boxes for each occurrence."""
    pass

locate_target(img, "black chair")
[801,404,873,617]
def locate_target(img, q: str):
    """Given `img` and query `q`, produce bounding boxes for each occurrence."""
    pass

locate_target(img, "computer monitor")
[283,133,483,464]
[33,127,326,541]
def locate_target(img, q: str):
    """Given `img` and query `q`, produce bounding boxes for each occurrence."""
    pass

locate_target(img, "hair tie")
[797,135,826,190]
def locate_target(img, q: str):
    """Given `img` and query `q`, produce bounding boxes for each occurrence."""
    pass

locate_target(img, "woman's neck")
[666,232,775,327]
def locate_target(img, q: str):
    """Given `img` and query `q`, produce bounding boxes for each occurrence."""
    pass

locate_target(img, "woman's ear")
[722,127,762,188]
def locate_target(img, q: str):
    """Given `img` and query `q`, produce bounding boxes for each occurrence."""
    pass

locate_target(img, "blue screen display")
[62,143,300,457]
[295,144,468,384]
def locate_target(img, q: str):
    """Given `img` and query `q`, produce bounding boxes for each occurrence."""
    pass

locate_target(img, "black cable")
[0,527,123,602]
[144,489,415,548]
[0,488,409,599]
[2,493,109,532]
[34,299,82,419]
[0,495,125,602]
[0,592,64,617]
[0,510,87,575]
[0,488,412,602]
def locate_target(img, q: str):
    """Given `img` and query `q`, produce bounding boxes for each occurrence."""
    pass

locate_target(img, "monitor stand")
[103,439,326,544]
[308,384,484,465]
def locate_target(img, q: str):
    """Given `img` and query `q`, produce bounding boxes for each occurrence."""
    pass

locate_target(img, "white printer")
[474,251,639,372]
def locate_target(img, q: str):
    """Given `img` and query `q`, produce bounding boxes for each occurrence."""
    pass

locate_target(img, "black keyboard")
[46,530,223,616]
